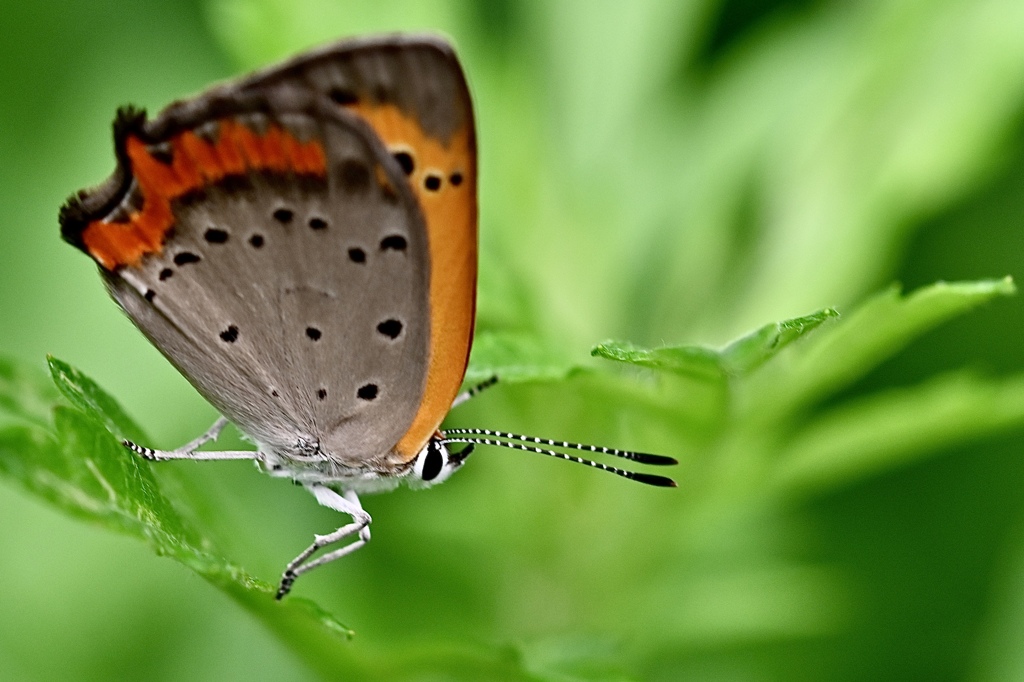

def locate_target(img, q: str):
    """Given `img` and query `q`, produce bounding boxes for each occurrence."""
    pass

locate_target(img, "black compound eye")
[421,443,445,481]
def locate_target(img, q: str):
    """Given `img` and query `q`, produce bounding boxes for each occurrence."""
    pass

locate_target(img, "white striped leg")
[276,487,371,600]
[123,416,255,462]
[451,375,499,409]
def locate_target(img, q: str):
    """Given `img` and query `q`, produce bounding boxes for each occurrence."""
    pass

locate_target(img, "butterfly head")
[408,435,473,488]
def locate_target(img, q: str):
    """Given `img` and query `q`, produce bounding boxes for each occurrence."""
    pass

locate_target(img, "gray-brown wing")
[139,36,477,462]
[237,35,479,460]
[60,34,478,466]
[65,97,430,469]
[155,34,473,147]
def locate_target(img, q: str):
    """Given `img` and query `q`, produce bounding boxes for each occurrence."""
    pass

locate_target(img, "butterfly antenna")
[439,435,677,488]
[442,428,677,466]
[451,376,500,409]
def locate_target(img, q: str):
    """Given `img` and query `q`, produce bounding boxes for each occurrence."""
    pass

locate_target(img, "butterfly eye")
[420,441,445,481]
[412,439,463,486]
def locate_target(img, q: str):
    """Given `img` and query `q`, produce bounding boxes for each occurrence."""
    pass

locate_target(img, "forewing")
[239,35,479,460]
[61,35,478,465]
[62,98,430,466]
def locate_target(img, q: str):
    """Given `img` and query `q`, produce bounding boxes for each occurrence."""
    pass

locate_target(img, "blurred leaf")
[465,330,588,385]
[520,634,635,682]
[971,525,1024,682]
[770,277,1016,415]
[773,370,1024,498]
[207,0,462,68]
[593,280,1020,502]
[667,564,850,643]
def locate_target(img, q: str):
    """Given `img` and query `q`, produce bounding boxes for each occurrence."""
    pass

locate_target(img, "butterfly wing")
[61,92,433,472]
[158,35,479,460]
[63,36,478,468]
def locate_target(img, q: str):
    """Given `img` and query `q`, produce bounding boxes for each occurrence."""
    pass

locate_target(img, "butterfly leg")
[276,486,371,599]
[174,416,230,453]
[451,375,499,409]
[123,416,256,461]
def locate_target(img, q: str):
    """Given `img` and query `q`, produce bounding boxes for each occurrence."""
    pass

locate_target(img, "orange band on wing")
[82,120,326,270]
[345,102,477,459]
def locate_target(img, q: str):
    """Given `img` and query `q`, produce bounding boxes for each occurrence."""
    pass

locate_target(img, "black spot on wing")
[174,252,201,266]
[380,235,407,251]
[204,228,229,244]
[376,319,402,339]
[392,151,414,175]
[357,384,378,401]
[329,88,358,105]
[220,325,239,343]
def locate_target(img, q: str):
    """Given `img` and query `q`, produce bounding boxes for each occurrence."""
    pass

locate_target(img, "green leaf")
[719,308,840,375]
[592,280,1020,497]
[592,307,839,382]
[0,356,58,429]
[0,357,537,680]
[772,278,1016,414]
[47,355,147,444]
[591,340,724,381]
[1,360,360,659]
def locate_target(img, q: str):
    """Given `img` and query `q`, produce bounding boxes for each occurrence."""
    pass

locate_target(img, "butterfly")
[59,34,676,598]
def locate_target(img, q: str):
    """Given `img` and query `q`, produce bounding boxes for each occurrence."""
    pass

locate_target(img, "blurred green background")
[3,0,1024,680]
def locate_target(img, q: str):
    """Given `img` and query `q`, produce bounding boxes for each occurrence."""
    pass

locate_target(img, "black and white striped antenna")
[440,428,677,488]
